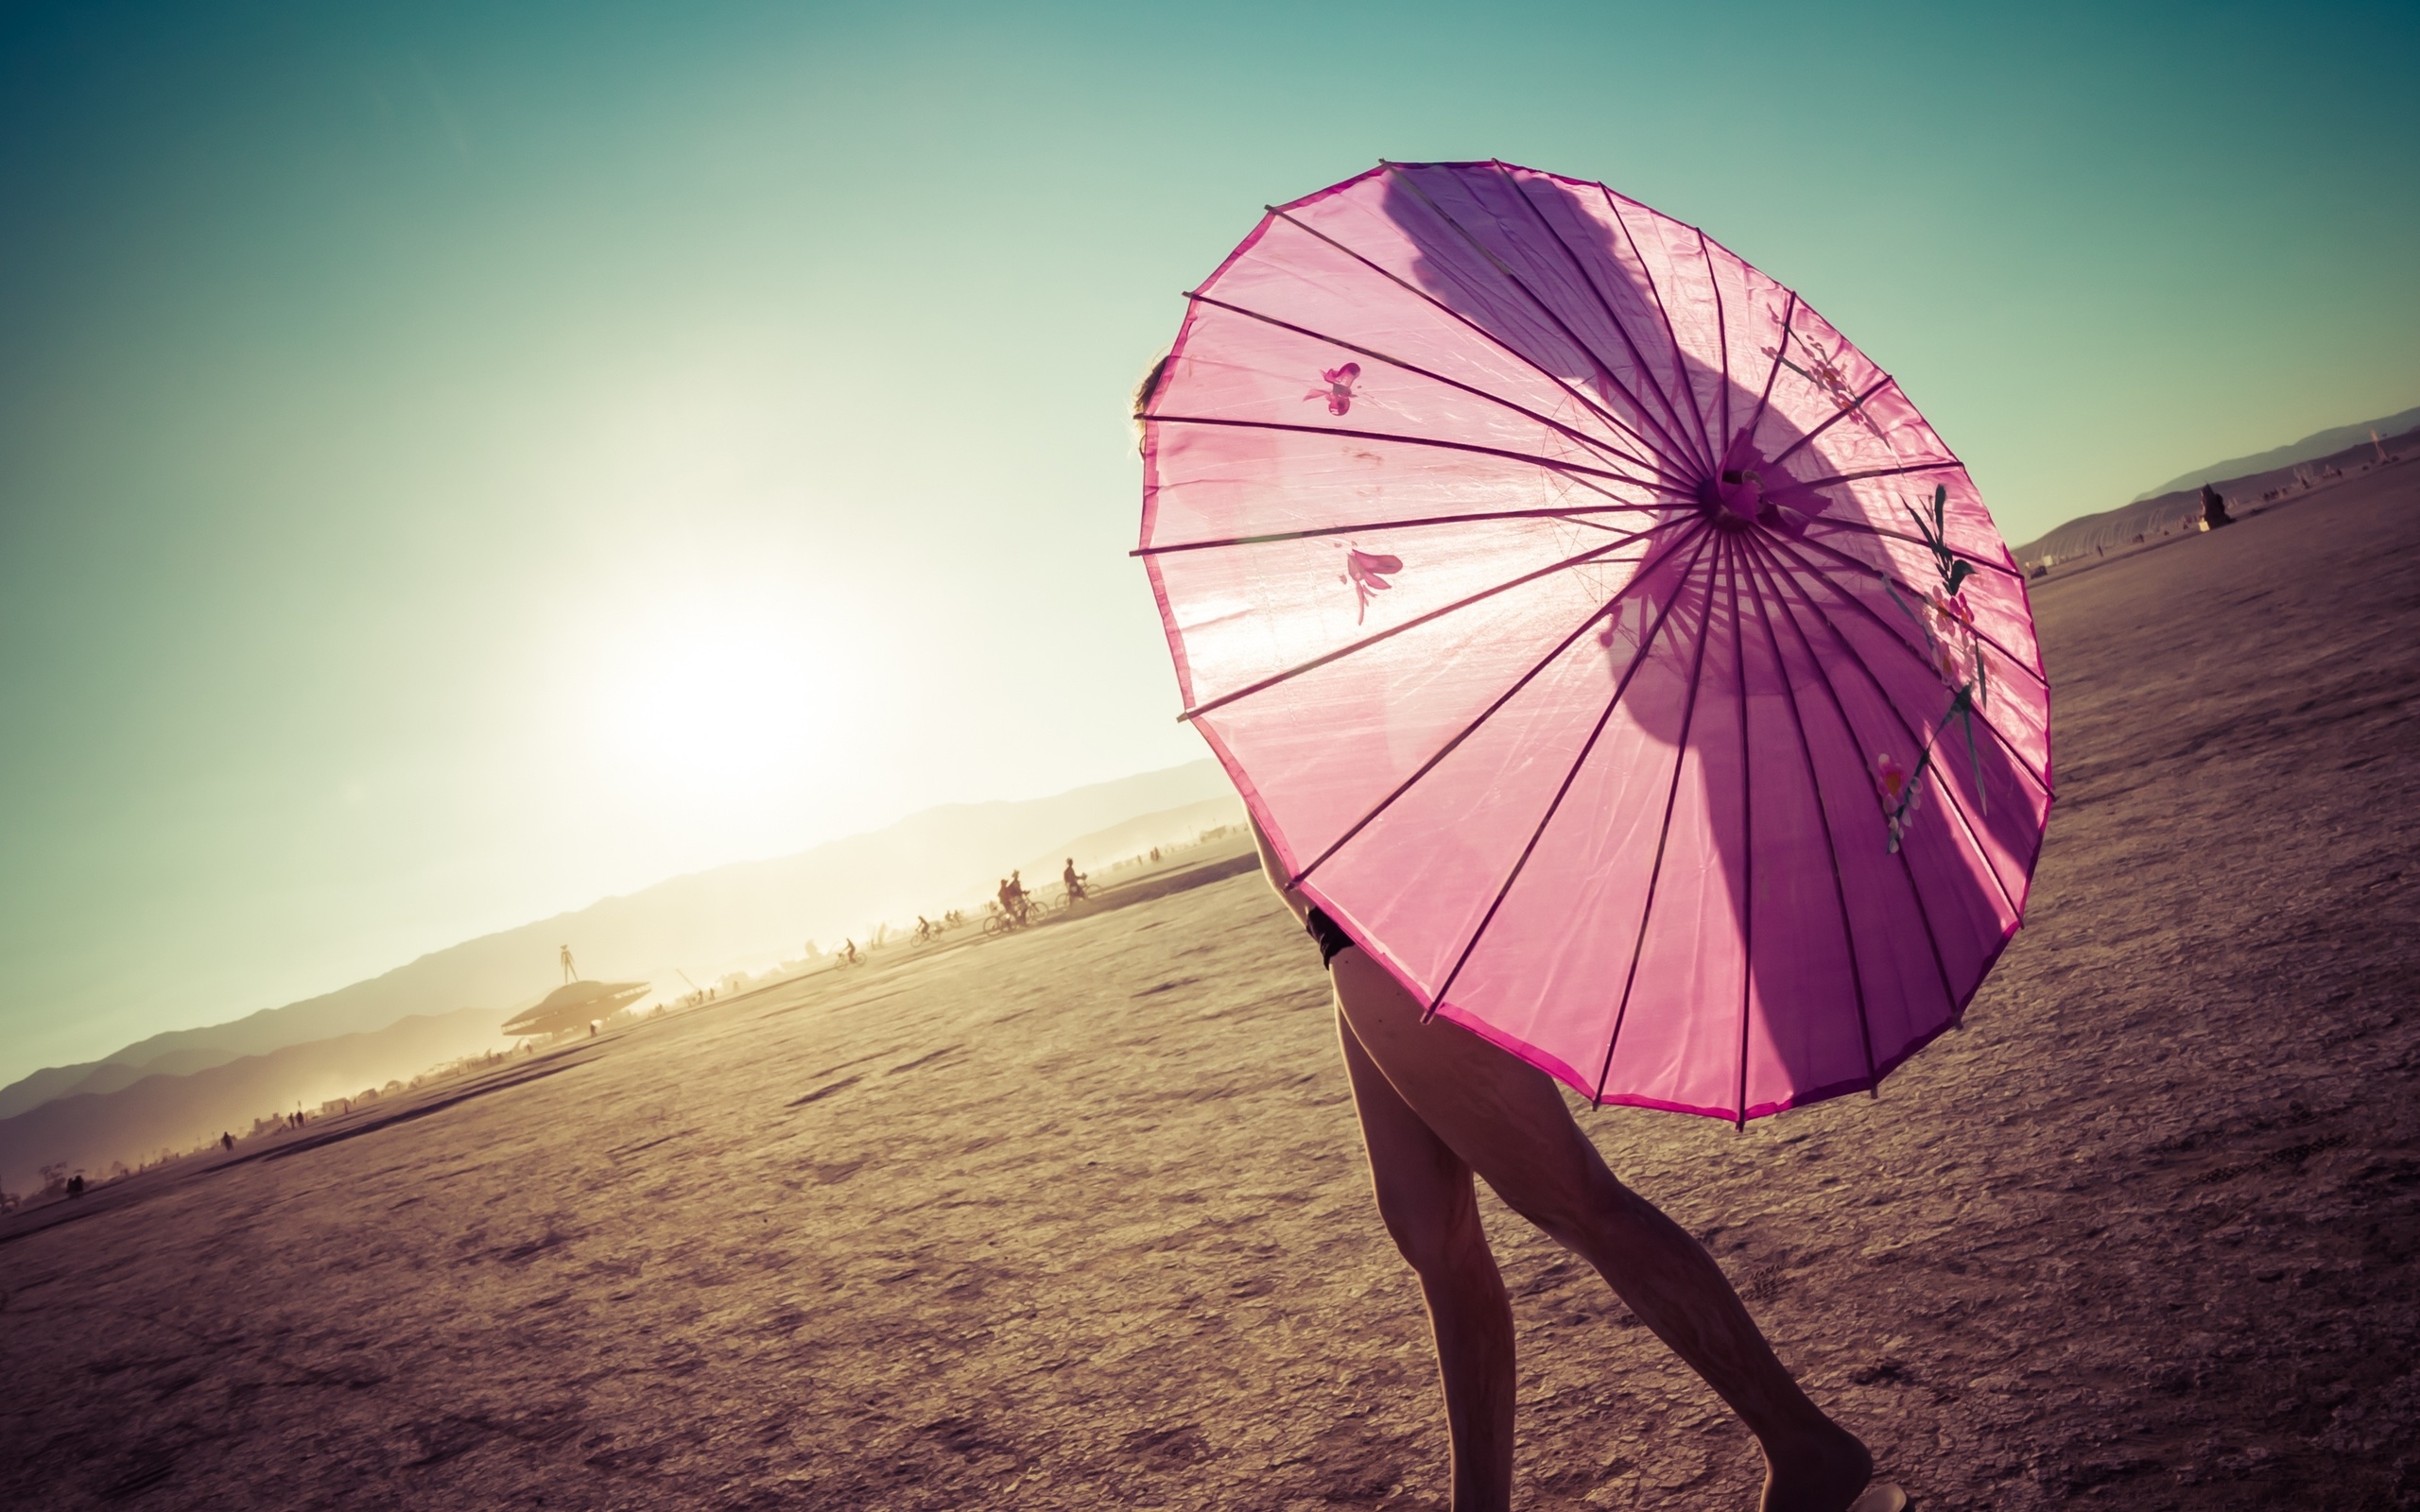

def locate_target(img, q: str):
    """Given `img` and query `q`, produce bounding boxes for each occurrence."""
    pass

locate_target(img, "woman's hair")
[1132,352,1172,455]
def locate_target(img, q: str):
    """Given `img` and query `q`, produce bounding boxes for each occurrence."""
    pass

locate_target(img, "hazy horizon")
[4,0,2415,1079]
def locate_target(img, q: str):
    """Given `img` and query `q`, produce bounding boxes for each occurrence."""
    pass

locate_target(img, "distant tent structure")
[503,980,649,1040]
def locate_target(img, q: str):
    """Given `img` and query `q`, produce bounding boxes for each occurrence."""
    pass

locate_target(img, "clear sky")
[3,0,2414,1084]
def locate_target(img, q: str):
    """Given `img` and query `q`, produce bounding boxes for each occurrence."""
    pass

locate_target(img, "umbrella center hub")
[1696,469,1765,529]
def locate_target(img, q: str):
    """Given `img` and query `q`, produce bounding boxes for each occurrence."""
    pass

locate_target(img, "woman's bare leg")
[1336,1008,1516,1512]
[1330,949,1875,1512]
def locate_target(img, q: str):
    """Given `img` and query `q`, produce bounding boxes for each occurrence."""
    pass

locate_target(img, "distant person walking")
[560,943,579,982]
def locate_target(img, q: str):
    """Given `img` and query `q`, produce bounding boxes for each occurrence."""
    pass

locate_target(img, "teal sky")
[3,0,2414,1084]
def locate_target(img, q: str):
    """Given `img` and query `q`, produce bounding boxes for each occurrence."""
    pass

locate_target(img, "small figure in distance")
[560,943,578,983]
[1063,857,1088,903]
[916,915,936,942]
[66,1174,86,1198]
[2200,482,2234,531]
[1004,870,1030,925]
[220,1132,233,1153]
[841,937,859,966]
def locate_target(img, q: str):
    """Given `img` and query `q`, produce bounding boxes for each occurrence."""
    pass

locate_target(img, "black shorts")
[1305,906,1356,968]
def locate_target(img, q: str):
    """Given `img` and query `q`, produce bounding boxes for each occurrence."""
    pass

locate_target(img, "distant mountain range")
[2017,408,2416,568]
[0,759,1235,1174]
[2131,405,2420,502]
[0,1008,510,1193]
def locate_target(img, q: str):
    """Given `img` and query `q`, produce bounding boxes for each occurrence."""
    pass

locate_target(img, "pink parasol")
[1136,162,2052,1124]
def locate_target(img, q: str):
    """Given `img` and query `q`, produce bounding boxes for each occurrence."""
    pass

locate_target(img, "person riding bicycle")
[1063,857,1088,902]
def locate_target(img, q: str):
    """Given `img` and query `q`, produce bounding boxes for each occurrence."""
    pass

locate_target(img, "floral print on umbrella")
[1875,484,1990,852]
[1340,546,1402,624]
[1874,751,1924,851]
[1305,362,1362,417]
[1760,311,1881,438]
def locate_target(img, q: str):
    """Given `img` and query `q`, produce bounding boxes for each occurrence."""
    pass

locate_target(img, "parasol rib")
[1264,207,1700,480]
[1799,513,2025,581]
[1592,526,1727,1102]
[1777,528,2049,695]
[1147,414,1689,501]
[1727,539,1753,1127]
[1703,231,1732,469]
[1753,532,2031,921]
[1488,161,1714,477]
[1760,375,1896,473]
[1426,525,1721,1020]
[1759,533,2053,791]
[1730,290,1798,472]
[1135,499,1678,558]
[1178,517,1685,723]
[1599,185,1720,470]
[1383,163,1711,478]
[1737,535,1881,1092]
[1783,459,1967,493]
[1742,533,1962,1020]
[1296,523,1717,887]
[1180,289,1690,489]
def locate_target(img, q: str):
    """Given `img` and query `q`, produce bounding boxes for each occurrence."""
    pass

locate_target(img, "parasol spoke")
[1739,534,1962,1020]
[1726,538,1753,1126]
[1383,163,1712,478]
[1148,414,1691,502]
[1759,533,2055,789]
[1759,375,1896,473]
[1295,523,1717,886]
[1747,534,2027,927]
[1178,516,1688,723]
[1798,514,2024,581]
[1737,531,1881,1091]
[1599,186,1720,471]
[1485,161,1715,476]
[1729,290,1797,472]
[1592,527,1729,1100]
[1135,499,1678,558]
[1266,207,1703,481]
[1181,289,1691,489]
[1427,523,1722,1022]
[1783,459,1967,493]
[1778,529,2046,684]
[1705,230,1732,472]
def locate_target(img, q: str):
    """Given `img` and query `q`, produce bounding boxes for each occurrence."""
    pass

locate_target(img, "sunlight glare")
[590,601,848,815]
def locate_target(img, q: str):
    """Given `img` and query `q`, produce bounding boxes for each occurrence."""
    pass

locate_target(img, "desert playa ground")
[5,466,2418,1511]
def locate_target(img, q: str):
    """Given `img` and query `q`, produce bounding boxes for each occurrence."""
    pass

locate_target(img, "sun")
[588,603,843,811]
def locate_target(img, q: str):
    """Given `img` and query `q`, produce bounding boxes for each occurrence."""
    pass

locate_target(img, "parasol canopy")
[1136,161,2052,1124]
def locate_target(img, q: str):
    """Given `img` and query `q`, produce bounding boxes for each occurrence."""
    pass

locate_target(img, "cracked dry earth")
[3,466,2417,1512]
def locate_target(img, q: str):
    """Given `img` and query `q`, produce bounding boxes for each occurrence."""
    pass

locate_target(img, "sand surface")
[4,465,2417,1510]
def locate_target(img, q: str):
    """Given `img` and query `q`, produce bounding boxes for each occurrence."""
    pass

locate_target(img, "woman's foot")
[1759,1422,1876,1512]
